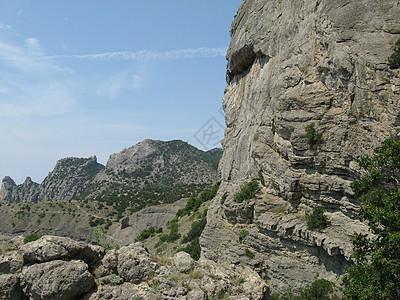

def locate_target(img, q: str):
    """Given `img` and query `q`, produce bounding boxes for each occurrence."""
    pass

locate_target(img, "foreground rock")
[21,260,95,300]
[0,235,268,299]
[173,251,195,273]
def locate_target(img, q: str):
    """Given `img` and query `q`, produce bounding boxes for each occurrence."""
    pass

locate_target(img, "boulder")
[19,235,104,264]
[0,251,23,274]
[173,251,195,273]
[0,274,24,300]
[21,259,95,300]
[116,243,152,283]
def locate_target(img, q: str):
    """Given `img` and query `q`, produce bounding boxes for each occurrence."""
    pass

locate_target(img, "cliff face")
[202,0,400,292]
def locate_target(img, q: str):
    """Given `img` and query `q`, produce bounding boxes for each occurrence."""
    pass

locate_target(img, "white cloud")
[96,72,145,98]
[50,46,228,61]
[25,37,41,52]
[0,87,8,93]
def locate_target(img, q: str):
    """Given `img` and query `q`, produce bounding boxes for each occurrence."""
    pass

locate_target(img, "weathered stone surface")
[102,248,119,274]
[20,235,104,264]
[202,0,400,293]
[21,259,95,300]
[186,289,206,300]
[173,251,195,273]
[116,243,152,283]
[0,274,24,300]
[0,251,23,274]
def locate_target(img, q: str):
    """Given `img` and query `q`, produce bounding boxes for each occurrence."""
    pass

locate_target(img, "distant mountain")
[0,140,222,208]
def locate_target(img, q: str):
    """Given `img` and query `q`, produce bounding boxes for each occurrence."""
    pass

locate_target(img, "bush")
[245,248,255,259]
[159,218,181,243]
[238,230,249,243]
[343,139,400,299]
[135,226,162,242]
[234,180,261,203]
[305,123,324,147]
[181,217,207,244]
[23,233,41,244]
[178,237,201,260]
[177,182,220,217]
[307,207,328,230]
[273,278,335,300]
[388,38,400,69]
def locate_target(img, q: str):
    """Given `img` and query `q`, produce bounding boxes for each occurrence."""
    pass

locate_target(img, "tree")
[343,139,400,299]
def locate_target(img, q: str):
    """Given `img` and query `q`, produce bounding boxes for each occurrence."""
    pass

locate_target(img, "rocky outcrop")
[0,140,222,204]
[202,0,400,293]
[0,177,39,204]
[0,156,103,203]
[0,235,268,299]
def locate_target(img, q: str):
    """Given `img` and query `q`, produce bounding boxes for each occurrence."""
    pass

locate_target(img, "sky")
[0,1,243,184]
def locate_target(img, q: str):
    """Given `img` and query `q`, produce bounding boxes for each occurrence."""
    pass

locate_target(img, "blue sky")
[0,1,242,184]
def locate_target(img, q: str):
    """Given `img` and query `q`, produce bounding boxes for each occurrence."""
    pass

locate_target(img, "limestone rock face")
[202,0,400,293]
[21,259,95,300]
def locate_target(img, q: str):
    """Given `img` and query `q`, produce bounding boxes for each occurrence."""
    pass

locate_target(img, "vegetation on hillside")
[388,38,400,69]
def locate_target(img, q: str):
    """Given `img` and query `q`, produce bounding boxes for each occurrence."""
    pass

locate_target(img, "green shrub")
[245,248,255,259]
[307,207,328,230]
[177,182,220,217]
[388,38,400,69]
[220,192,228,204]
[23,233,41,244]
[135,226,162,242]
[178,237,201,260]
[272,278,335,300]
[159,218,181,243]
[234,180,261,203]
[238,230,249,243]
[181,217,207,244]
[305,123,324,147]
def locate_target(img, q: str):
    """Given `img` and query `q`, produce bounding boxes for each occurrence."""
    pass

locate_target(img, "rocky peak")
[105,139,158,174]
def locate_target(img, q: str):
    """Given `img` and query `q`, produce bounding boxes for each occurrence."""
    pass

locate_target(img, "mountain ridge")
[0,139,222,204]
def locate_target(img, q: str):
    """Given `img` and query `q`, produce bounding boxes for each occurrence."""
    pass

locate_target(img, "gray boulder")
[21,259,95,300]
[102,248,118,274]
[0,274,24,300]
[186,289,206,300]
[117,243,152,283]
[0,251,23,274]
[20,235,104,264]
[173,251,195,273]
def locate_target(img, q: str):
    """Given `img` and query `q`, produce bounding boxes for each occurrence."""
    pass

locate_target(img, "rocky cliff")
[0,140,221,204]
[201,0,400,293]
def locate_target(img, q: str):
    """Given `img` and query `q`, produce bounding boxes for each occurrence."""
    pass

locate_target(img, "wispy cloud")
[96,72,144,98]
[49,46,228,61]
[0,34,76,118]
